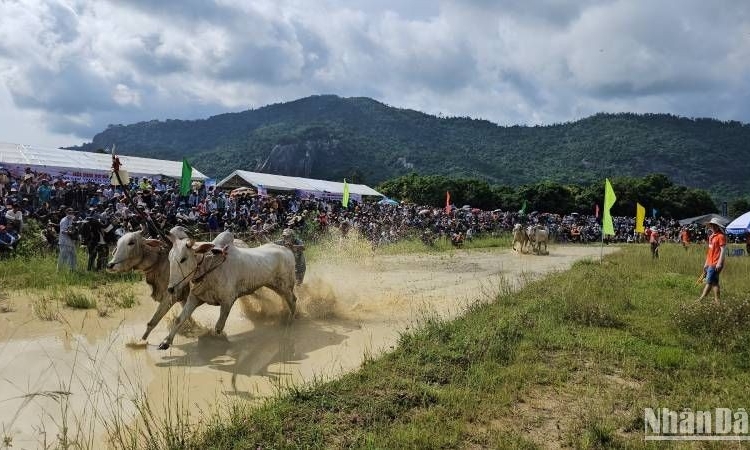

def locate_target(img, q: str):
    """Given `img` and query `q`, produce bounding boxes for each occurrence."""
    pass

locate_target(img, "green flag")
[342,179,350,207]
[602,178,617,235]
[180,158,192,196]
[519,200,527,215]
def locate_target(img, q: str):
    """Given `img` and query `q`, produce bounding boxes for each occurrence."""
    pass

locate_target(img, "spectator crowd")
[0,165,731,264]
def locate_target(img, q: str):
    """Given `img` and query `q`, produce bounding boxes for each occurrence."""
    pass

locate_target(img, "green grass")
[63,290,97,309]
[0,250,140,291]
[103,242,750,449]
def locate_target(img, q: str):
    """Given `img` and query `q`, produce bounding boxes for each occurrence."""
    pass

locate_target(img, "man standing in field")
[649,227,661,259]
[58,207,78,272]
[698,218,726,304]
[680,227,690,251]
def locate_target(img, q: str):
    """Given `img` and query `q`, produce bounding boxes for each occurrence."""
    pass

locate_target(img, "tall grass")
[32,294,61,321]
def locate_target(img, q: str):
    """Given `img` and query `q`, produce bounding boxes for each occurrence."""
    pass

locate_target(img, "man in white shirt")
[58,208,78,271]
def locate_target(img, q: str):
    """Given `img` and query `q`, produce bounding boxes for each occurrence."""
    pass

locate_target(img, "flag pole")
[600,226,604,263]
[111,145,170,243]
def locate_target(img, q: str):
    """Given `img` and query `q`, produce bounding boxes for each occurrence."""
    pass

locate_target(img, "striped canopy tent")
[0,142,207,184]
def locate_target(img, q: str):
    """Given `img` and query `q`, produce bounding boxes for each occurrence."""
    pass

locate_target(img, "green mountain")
[72,95,750,197]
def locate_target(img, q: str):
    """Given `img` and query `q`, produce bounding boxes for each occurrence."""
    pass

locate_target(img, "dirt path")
[0,244,616,447]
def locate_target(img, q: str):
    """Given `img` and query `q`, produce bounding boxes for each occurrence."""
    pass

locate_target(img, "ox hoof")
[158,342,170,350]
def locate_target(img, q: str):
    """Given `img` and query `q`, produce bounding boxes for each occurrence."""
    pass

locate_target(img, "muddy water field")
[0,244,614,447]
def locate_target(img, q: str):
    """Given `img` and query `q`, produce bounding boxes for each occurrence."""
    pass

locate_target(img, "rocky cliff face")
[255,139,340,177]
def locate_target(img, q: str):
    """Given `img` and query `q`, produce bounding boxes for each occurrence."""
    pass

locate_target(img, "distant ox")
[526,225,550,255]
[158,230,297,350]
[512,223,529,253]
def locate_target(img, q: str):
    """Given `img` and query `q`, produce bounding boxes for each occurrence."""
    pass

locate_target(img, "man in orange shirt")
[649,227,660,259]
[699,218,727,303]
[680,227,690,251]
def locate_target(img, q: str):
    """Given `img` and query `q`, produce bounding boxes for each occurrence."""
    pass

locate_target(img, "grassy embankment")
[122,242,750,449]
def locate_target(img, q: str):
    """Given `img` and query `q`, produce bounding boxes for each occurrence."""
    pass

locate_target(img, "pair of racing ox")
[106,227,297,350]
[512,224,550,255]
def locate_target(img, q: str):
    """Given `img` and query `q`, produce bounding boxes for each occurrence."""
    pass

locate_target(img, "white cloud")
[0,0,749,145]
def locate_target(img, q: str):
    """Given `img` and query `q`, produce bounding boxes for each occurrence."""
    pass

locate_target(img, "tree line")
[377,173,720,219]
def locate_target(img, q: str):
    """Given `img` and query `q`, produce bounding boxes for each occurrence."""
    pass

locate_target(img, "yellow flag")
[602,178,616,236]
[635,203,645,233]
[342,179,350,207]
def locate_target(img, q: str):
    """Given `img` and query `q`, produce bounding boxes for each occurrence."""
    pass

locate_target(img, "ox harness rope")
[172,250,228,289]
[192,252,227,284]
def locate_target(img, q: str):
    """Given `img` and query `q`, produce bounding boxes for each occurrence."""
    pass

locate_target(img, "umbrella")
[726,212,750,235]
[230,187,255,197]
[378,197,399,205]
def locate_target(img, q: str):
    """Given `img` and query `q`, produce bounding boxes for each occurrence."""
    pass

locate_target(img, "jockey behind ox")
[275,228,306,285]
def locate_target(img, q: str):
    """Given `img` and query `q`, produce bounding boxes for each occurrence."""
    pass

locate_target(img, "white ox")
[159,230,297,350]
[107,227,248,342]
[107,228,190,341]
[512,223,529,253]
[526,225,550,255]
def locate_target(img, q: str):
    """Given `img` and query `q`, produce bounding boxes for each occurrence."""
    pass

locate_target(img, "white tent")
[0,142,207,184]
[217,169,383,201]
[678,213,728,227]
[726,211,750,235]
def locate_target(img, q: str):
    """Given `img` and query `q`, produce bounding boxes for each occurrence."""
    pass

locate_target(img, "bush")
[64,291,97,309]
[12,218,48,257]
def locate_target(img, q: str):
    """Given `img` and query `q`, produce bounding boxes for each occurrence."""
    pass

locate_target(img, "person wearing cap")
[275,228,306,285]
[58,208,78,272]
[699,217,727,303]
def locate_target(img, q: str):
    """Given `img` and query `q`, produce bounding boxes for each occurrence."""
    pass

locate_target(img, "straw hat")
[708,217,725,229]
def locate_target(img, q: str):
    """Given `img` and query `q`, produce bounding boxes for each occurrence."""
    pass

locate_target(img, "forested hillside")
[71,95,750,198]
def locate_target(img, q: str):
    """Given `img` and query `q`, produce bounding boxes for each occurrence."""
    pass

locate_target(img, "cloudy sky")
[1,0,749,147]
